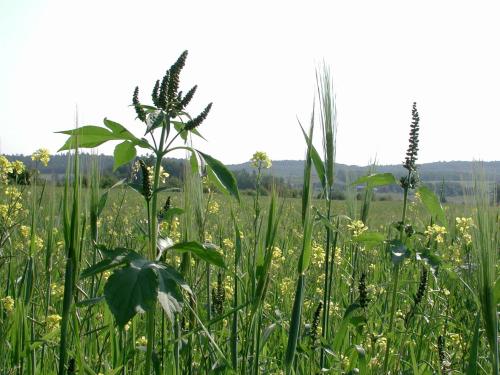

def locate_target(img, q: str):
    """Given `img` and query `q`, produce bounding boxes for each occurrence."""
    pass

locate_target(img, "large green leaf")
[113,141,137,171]
[353,231,385,249]
[80,247,141,279]
[103,118,150,148]
[104,260,158,327]
[57,126,117,151]
[169,241,225,268]
[103,258,188,327]
[156,264,189,322]
[197,151,240,202]
[353,173,397,188]
[58,121,150,151]
[417,186,447,226]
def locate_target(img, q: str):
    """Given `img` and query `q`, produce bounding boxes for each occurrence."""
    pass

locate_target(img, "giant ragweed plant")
[57,50,239,374]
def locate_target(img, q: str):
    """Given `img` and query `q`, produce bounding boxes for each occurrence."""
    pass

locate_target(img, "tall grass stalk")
[471,168,499,374]
[316,63,338,368]
[285,110,315,374]
[58,146,81,375]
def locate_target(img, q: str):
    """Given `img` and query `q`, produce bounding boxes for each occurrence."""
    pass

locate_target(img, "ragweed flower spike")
[151,80,160,107]
[158,72,170,110]
[167,50,188,102]
[180,85,197,110]
[139,160,152,201]
[310,301,323,347]
[184,103,213,131]
[359,273,369,309]
[403,102,420,172]
[133,86,147,122]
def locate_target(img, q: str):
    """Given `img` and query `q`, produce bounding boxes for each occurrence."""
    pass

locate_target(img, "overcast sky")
[1,0,499,165]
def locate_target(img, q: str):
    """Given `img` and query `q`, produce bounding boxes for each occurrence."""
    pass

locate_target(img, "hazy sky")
[1,0,499,165]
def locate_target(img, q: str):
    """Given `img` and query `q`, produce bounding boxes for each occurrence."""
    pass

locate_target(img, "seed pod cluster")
[403,102,420,172]
[133,86,147,122]
[405,267,428,327]
[310,301,323,348]
[413,267,428,306]
[358,273,369,309]
[139,160,152,201]
[211,273,225,316]
[185,103,213,131]
[132,50,212,131]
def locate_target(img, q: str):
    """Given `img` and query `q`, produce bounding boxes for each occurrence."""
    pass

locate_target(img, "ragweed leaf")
[113,141,136,171]
[353,173,397,188]
[102,257,188,327]
[353,231,385,249]
[169,241,225,268]
[156,264,189,322]
[417,185,447,227]
[104,261,158,327]
[57,126,116,151]
[197,151,240,202]
[80,247,142,279]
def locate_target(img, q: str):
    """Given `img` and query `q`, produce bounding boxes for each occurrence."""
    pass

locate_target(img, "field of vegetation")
[0,51,498,375]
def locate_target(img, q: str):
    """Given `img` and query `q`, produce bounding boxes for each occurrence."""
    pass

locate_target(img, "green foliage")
[417,185,446,226]
[353,172,397,188]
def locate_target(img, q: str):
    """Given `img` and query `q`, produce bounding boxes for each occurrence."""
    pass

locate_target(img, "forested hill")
[4,153,499,196]
[227,160,500,184]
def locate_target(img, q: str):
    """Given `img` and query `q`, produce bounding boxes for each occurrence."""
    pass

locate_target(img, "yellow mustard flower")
[250,151,272,169]
[31,148,51,167]
[347,220,368,237]
[425,224,447,244]
[222,238,234,249]
[1,296,15,313]
[208,200,219,214]
[46,314,62,330]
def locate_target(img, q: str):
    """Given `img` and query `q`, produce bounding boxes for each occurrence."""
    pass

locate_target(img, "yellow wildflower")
[12,160,25,175]
[46,314,62,330]
[455,217,473,245]
[222,238,234,249]
[5,186,22,200]
[208,200,219,214]
[347,220,368,237]
[1,296,15,313]
[31,148,51,167]
[250,151,272,169]
[279,277,294,296]
[136,336,148,346]
[0,155,13,183]
[311,242,325,267]
[425,224,447,243]
[20,225,30,238]
[271,246,285,271]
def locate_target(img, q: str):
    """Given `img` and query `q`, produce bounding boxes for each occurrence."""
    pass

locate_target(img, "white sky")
[1,0,499,165]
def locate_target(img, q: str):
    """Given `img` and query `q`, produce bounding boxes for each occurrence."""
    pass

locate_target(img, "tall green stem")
[320,195,332,368]
[382,170,411,373]
[145,119,168,375]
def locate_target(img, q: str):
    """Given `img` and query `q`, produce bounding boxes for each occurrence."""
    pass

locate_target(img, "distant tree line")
[4,154,499,202]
